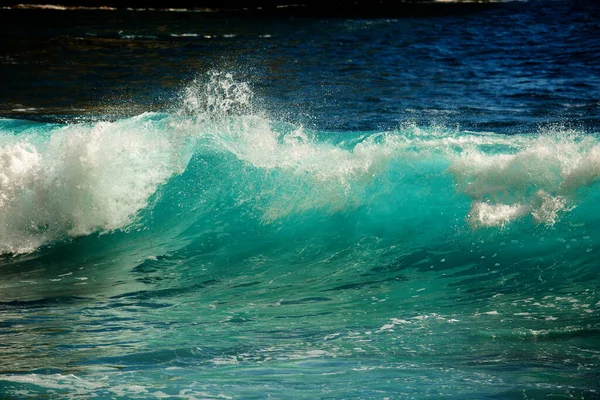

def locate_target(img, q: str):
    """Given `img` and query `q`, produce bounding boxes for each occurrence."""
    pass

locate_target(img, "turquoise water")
[1,1,600,398]
[1,73,599,398]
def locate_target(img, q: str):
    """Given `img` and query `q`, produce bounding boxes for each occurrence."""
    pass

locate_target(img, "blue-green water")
[1,1,600,398]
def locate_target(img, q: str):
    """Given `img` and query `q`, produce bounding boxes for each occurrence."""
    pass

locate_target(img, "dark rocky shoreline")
[0,1,504,17]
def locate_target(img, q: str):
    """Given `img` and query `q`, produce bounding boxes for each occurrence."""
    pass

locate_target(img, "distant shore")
[0,1,505,17]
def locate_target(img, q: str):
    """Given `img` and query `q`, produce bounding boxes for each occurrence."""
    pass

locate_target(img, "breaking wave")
[1,72,600,255]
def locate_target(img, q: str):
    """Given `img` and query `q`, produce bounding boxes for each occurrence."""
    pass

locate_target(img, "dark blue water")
[1,1,600,398]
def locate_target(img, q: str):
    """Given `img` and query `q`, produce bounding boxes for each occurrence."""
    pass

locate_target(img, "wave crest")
[0,114,187,254]
[2,74,600,254]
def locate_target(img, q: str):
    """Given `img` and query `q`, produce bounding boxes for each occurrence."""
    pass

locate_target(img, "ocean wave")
[0,113,192,254]
[1,73,599,255]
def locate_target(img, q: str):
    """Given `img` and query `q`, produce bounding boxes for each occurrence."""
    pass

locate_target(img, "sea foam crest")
[445,130,597,227]
[178,73,395,221]
[0,114,188,254]
[220,120,395,222]
[0,73,261,254]
[179,85,600,228]
[0,73,259,254]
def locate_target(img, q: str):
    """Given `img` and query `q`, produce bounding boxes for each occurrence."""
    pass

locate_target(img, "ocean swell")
[2,74,600,255]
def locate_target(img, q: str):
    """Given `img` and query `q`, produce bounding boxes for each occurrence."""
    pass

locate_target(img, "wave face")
[1,73,600,398]
[2,74,600,254]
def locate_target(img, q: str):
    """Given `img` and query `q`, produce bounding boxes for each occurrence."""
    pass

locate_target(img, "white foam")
[445,130,600,227]
[170,33,200,37]
[469,202,530,228]
[0,113,190,254]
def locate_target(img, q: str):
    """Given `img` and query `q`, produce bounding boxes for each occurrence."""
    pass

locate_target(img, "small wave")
[118,32,159,40]
[4,4,216,12]
[9,4,116,11]
[170,33,200,38]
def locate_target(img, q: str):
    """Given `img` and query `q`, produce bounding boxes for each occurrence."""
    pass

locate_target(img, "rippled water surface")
[1,1,600,398]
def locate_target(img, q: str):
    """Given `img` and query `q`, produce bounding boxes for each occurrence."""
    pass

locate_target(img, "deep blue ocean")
[1,1,600,398]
